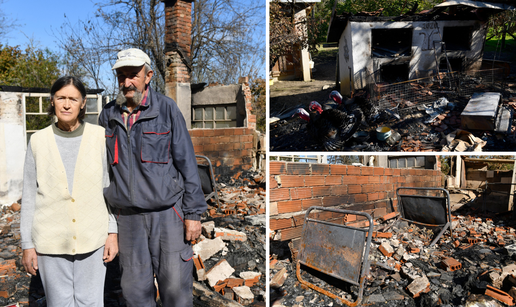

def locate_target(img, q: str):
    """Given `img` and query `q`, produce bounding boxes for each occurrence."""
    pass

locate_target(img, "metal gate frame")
[395,187,452,246]
[296,207,373,306]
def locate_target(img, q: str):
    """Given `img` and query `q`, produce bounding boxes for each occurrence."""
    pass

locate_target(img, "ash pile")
[270,203,516,307]
[0,171,266,307]
[192,172,267,307]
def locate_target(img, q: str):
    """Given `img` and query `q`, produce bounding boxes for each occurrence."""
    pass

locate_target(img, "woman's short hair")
[47,76,87,120]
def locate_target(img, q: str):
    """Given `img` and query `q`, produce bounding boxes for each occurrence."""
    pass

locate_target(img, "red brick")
[343,176,369,184]
[392,169,401,176]
[369,176,381,183]
[368,193,380,201]
[373,167,385,175]
[313,186,332,197]
[203,129,215,137]
[291,188,312,200]
[270,176,278,189]
[330,164,347,175]
[312,164,330,174]
[354,194,367,203]
[325,176,342,185]
[305,176,326,186]
[277,200,302,214]
[277,226,303,241]
[270,189,290,202]
[361,184,374,193]
[361,167,374,175]
[330,185,347,196]
[280,176,304,188]
[384,168,393,176]
[323,195,353,207]
[348,185,361,194]
[287,163,310,175]
[347,166,361,175]
[190,129,204,137]
[302,198,322,209]
[270,218,292,230]
[270,162,286,175]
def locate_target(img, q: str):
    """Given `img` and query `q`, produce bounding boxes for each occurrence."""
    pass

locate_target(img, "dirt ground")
[269,47,338,117]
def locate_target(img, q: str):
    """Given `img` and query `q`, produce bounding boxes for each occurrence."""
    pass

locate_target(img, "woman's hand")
[103,233,118,263]
[22,248,38,275]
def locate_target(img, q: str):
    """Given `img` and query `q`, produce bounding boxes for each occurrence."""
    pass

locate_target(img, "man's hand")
[103,233,119,263]
[185,220,202,242]
[22,248,38,275]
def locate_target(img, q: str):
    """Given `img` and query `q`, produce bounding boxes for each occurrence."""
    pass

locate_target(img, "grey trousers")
[38,247,106,307]
[117,205,194,307]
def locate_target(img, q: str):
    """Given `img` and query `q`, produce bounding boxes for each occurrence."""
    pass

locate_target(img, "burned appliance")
[460,92,513,133]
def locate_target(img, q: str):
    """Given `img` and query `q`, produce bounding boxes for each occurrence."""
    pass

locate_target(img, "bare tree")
[0,0,17,39]
[54,0,265,94]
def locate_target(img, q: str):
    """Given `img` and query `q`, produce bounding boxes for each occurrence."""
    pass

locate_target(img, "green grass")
[484,36,515,52]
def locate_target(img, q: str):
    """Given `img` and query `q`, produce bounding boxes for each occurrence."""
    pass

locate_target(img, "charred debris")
[270,191,516,307]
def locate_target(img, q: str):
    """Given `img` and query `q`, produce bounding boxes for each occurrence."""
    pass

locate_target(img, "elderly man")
[99,48,206,307]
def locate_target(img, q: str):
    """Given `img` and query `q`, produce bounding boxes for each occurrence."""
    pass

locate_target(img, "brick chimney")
[163,0,193,128]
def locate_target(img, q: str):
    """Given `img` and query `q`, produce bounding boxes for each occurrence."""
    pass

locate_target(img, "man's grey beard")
[116,87,143,107]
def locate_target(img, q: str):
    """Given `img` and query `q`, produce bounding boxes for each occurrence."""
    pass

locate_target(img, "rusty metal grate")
[395,187,452,246]
[296,207,373,306]
[369,68,506,112]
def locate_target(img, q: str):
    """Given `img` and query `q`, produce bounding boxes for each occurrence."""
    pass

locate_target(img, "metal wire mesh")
[369,68,506,112]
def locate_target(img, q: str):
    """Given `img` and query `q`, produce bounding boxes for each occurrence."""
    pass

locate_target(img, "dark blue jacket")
[98,87,206,220]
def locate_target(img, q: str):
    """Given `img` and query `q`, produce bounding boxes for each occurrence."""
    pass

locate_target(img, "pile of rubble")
[0,171,266,307]
[270,202,516,307]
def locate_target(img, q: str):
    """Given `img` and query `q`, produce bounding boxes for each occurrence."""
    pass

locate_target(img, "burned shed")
[328,8,492,96]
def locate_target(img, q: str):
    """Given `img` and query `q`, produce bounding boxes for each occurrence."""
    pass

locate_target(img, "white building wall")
[0,92,25,205]
[338,20,354,95]
[340,19,486,90]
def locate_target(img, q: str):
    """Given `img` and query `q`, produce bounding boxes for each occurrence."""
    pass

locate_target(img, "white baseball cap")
[112,48,151,70]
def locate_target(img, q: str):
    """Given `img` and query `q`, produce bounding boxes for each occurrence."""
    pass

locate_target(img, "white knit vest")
[30,123,109,255]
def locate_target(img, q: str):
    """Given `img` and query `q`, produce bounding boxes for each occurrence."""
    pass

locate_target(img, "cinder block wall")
[189,128,255,175]
[269,161,443,241]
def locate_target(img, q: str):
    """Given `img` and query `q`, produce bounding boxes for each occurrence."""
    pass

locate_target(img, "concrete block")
[202,221,215,238]
[461,92,500,131]
[407,276,430,298]
[193,255,206,281]
[233,286,254,305]
[193,237,226,262]
[206,259,235,287]
[379,242,394,257]
[270,268,288,288]
[214,227,247,242]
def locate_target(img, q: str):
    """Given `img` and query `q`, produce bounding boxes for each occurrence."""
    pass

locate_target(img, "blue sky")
[1,0,266,89]
[2,0,99,51]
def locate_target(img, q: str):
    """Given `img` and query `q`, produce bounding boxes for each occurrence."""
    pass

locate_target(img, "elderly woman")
[21,76,118,307]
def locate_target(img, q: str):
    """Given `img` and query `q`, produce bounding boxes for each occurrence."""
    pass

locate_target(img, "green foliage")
[269,0,324,70]
[333,0,438,17]
[0,44,60,88]
[0,44,60,131]
[440,156,450,176]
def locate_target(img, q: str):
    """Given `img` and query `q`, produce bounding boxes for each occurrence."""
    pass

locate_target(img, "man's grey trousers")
[117,204,194,307]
